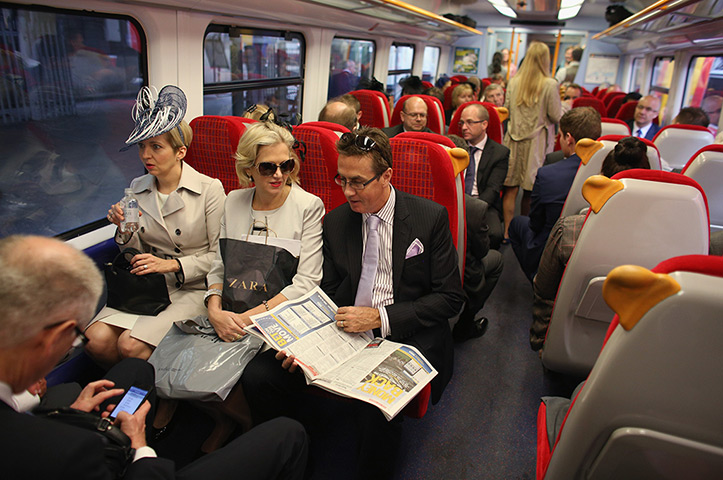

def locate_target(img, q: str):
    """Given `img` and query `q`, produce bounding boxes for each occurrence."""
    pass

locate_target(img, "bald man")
[319,100,358,131]
[382,96,432,138]
[626,95,661,140]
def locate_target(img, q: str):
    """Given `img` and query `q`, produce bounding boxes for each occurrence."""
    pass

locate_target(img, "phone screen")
[109,386,149,419]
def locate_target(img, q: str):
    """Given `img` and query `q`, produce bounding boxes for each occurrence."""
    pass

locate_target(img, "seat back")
[542,256,723,479]
[682,144,723,232]
[298,121,349,137]
[186,115,247,193]
[653,124,715,170]
[600,118,631,137]
[390,137,467,280]
[542,171,709,376]
[605,95,625,118]
[601,91,625,107]
[349,90,390,129]
[390,95,445,135]
[395,131,456,148]
[595,87,608,100]
[447,101,503,144]
[291,124,347,213]
[614,100,637,122]
[572,97,607,117]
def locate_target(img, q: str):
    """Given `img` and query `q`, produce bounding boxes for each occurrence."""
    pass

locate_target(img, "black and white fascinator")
[123,85,187,149]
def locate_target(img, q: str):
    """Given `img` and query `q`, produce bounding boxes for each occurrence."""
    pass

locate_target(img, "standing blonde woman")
[502,42,562,241]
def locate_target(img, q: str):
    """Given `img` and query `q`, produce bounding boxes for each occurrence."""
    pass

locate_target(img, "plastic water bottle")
[120,188,139,233]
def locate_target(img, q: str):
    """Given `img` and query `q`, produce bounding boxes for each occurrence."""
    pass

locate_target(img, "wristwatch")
[204,288,223,307]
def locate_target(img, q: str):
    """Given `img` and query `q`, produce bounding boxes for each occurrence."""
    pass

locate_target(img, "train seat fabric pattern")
[395,131,456,148]
[447,101,504,144]
[298,121,349,137]
[349,90,390,129]
[682,144,723,232]
[185,115,247,194]
[391,94,446,135]
[291,123,347,213]
[605,95,625,118]
[572,97,607,117]
[599,117,631,137]
[601,91,625,107]
[652,124,715,171]
[542,170,709,377]
[538,255,723,480]
[614,100,638,123]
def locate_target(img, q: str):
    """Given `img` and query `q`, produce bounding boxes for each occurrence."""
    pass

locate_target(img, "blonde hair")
[513,42,551,107]
[452,84,473,109]
[234,122,300,188]
[166,120,193,150]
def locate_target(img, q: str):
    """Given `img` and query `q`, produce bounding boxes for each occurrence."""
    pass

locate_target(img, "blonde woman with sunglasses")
[205,121,325,342]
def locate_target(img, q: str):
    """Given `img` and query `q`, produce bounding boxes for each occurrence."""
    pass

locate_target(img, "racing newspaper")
[244,286,437,420]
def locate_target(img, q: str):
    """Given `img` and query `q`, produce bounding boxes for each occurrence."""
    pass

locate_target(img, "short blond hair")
[166,120,193,150]
[452,84,473,109]
[234,122,300,188]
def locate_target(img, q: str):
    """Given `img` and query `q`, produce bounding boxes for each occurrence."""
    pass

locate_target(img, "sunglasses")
[256,159,295,176]
[340,132,380,153]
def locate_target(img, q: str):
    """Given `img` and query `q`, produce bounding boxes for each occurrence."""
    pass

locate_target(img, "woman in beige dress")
[85,86,225,366]
[502,42,562,240]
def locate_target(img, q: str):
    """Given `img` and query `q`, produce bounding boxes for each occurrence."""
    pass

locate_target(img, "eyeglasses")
[458,119,484,127]
[635,104,658,113]
[256,159,295,176]
[334,172,382,191]
[340,132,380,153]
[44,321,88,348]
[402,112,427,119]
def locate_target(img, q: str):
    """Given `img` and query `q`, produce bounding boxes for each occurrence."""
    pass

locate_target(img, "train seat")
[572,97,607,117]
[594,87,607,100]
[186,115,247,194]
[538,255,723,480]
[447,101,503,144]
[395,131,456,148]
[390,94,445,135]
[291,124,347,213]
[297,121,349,137]
[652,125,715,171]
[601,91,625,107]
[542,170,709,376]
[600,117,631,137]
[614,100,637,123]
[349,89,390,129]
[682,144,723,232]
[605,95,625,118]
[389,136,467,282]
[560,135,662,217]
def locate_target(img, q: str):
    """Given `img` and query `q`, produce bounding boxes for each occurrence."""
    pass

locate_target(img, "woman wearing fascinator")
[85,85,225,365]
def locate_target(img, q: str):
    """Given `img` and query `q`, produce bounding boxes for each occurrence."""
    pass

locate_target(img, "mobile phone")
[109,386,149,420]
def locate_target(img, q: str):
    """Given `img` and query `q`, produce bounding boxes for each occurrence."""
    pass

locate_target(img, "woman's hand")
[130,253,179,275]
[208,307,251,342]
[106,202,124,227]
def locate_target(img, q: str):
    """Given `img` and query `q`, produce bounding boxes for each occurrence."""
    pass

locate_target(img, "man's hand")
[275,350,299,373]
[335,306,381,333]
[114,400,150,450]
[70,380,124,413]
[27,379,47,397]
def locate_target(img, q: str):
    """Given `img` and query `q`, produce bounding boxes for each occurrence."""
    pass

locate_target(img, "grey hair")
[0,236,103,348]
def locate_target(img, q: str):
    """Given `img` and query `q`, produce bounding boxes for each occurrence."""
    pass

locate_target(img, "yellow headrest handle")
[582,175,624,213]
[448,147,469,177]
[576,139,604,165]
[495,107,509,122]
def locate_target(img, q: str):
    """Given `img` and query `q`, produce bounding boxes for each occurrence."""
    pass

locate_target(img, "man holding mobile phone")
[0,235,308,480]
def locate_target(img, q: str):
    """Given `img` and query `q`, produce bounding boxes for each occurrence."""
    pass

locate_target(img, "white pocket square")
[405,238,424,259]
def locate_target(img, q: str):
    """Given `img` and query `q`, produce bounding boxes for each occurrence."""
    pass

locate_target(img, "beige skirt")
[90,288,206,347]
[504,126,551,191]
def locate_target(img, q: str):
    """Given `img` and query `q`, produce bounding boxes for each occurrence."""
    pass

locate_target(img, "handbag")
[36,407,133,479]
[148,316,264,401]
[104,248,171,316]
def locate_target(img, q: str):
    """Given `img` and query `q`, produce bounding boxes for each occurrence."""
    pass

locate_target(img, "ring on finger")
[340,320,344,328]
[144,265,148,270]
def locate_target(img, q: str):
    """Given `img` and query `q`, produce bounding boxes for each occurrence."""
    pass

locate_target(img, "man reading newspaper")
[241,127,464,479]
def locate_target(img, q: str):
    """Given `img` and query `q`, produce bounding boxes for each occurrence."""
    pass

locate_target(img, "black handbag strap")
[111,248,143,270]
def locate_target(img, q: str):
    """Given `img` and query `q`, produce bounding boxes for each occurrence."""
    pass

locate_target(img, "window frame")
[422,45,441,83]
[387,42,416,77]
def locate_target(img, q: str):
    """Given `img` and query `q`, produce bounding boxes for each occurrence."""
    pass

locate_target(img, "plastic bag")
[148,315,263,401]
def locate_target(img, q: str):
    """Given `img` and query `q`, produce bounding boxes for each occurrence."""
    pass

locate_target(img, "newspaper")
[245,286,438,420]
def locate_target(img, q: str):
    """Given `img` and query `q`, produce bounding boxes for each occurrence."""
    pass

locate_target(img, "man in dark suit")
[509,107,602,282]
[0,235,307,480]
[626,95,661,140]
[242,127,464,480]
[381,96,433,138]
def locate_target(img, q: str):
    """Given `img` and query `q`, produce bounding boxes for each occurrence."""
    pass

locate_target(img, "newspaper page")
[247,287,371,381]
[313,338,437,420]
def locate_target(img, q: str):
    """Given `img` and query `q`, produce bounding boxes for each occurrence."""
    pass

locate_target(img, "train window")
[203,26,304,120]
[386,43,415,100]
[329,37,375,99]
[629,57,644,93]
[422,46,440,84]
[650,56,675,119]
[0,4,147,239]
[682,55,723,127]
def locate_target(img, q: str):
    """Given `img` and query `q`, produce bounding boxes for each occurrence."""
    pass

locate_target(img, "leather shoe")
[453,315,489,342]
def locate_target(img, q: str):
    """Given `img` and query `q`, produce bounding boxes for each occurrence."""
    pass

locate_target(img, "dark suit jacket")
[381,124,433,138]
[321,190,464,404]
[472,138,509,209]
[528,153,582,247]
[625,120,661,140]
[0,401,174,479]
[543,150,565,166]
